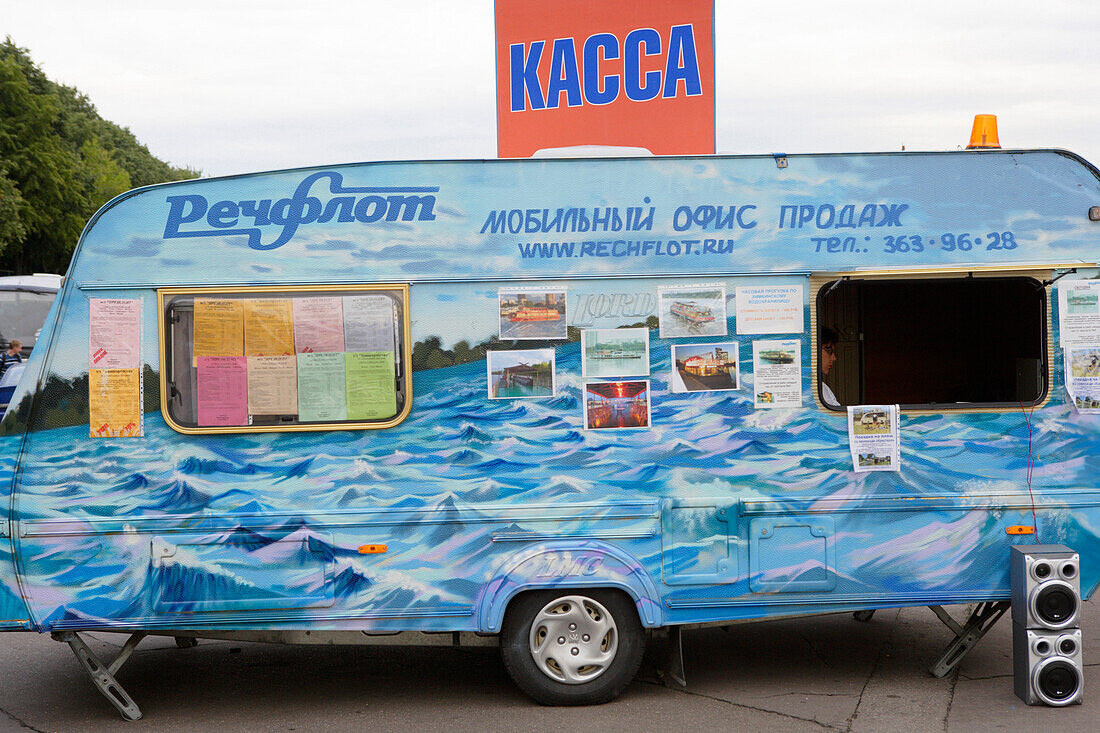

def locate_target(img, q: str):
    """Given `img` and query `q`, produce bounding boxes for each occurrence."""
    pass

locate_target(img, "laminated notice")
[89,368,142,437]
[292,297,345,353]
[848,404,901,472]
[244,299,295,356]
[735,285,804,335]
[197,356,248,426]
[343,295,395,354]
[345,352,397,420]
[89,298,141,369]
[247,355,298,415]
[297,352,347,422]
[1058,280,1100,346]
[194,299,244,358]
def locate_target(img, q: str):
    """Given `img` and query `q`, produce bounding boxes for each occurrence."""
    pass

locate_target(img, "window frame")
[157,283,413,435]
[811,270,1054,414]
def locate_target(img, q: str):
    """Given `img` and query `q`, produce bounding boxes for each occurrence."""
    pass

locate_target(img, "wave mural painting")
[1,150,1100,717]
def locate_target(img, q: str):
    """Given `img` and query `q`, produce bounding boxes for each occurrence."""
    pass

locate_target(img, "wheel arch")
[477,540,663,633]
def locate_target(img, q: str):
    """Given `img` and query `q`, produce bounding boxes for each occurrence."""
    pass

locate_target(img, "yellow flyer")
[89,368,142,438]
[244,299,295,356]
[193,299,244,358]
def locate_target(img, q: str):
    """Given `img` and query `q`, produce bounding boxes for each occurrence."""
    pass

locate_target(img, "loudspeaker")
[1012,625,1083,706]
[1011,544,1084,706]
[1010,545,1080,630]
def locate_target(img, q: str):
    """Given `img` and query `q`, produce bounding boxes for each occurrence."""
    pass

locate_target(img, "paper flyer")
[196,356,248,426]
[89,298,141,369]
[292,297,345,353]
[1058,280,1100,346]
[1066,344,1100,413]
[247,355,298,415]
[193,299,244,358]
[244,299,295,356]
[345,352,397,420]
[343,295,395,353]
[89,368,142,437]
[735,285,804,335]
[657,283,727,339]
[848,404,901,472]
[752,339,802,408]
[297,352,347,422]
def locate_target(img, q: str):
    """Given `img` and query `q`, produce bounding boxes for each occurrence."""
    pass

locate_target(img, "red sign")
[495,0,715,158]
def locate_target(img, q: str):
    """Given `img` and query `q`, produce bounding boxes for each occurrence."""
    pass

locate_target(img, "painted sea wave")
[6,333,1100,630]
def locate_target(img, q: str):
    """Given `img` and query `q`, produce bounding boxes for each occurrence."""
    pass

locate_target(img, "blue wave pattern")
[8,319,1100,632]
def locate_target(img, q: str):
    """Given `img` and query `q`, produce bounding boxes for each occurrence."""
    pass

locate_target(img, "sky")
[2,1,1099,178]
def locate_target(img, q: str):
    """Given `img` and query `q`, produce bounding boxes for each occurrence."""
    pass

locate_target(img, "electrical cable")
[1019,399,1039,543]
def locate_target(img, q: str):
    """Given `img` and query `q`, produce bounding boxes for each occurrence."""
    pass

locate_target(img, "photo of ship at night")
[658,286,726,338]
[487,349,554,399]
[581,328,650,377]
[584,380,651,430]
[671,342,738,392]
[498,289,567,340]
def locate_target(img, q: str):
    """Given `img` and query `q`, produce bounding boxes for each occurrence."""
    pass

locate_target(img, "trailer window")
[158,285,410,433]
[816,277,1047,410]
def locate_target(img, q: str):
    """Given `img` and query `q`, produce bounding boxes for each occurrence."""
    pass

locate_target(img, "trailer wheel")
[501,589,644,705]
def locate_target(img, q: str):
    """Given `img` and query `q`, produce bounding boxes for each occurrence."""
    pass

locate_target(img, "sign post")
[495,0,715,157]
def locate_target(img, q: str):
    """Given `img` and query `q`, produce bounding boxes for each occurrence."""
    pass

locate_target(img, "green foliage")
[411,327,583,372]
[0,38,199,274]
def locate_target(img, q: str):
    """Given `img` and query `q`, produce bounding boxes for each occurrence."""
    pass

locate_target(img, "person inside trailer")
[819,327,840,408]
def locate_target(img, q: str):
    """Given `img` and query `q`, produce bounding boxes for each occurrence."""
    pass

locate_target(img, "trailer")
[1,149,1099,718]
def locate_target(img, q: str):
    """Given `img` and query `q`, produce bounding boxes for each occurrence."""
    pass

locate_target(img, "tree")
[0,38,199,273]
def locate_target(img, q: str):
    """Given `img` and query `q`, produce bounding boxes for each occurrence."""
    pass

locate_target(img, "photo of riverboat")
[1067,291,1099,315]
[658,285,727,338]
[487,349,555,399]
[584,380,650,430]
[581,328,649,377]
[758,349,795,364]
[498,288,567,340]
[671,342,738,392]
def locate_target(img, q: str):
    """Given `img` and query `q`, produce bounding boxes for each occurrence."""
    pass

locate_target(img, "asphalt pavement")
[0,601,1095,732]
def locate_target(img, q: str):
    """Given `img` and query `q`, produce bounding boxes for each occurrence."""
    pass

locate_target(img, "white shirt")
[821,382,840,409]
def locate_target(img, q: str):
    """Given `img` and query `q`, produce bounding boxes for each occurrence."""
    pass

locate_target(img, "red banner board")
[495,0,715,158]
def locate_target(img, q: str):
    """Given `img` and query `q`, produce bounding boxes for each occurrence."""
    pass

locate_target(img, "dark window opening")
[817,277,1047,409]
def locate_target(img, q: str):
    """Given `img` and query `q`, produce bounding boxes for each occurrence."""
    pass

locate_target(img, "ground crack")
[0,705,47,733]
[641,679,843,731]
[846,607,900,732]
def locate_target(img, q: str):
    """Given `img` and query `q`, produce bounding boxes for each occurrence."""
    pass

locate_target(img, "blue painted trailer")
[1,149,1099,717]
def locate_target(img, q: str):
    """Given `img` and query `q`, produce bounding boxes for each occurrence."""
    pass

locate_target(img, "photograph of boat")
[658,285,726,338]
[498,289,567,340]
[1067,292,1099,315]
[581,328,650,377]
[584,380,650,430]
[670,301,714,324]
[758,349,795,364]
[671,342,738,392]
[487,349,554,399]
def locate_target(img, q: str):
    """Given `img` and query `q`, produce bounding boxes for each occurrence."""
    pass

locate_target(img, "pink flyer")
[292,297,345,353]
[196,356,248,426]
[89,298,141,369]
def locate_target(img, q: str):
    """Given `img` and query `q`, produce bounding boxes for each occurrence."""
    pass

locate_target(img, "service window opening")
[817,277,1048,409]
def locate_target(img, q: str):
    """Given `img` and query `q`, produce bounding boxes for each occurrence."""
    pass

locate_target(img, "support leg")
[661,625,687,689]
[927,601,1009,678]
[53,631,145,721]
